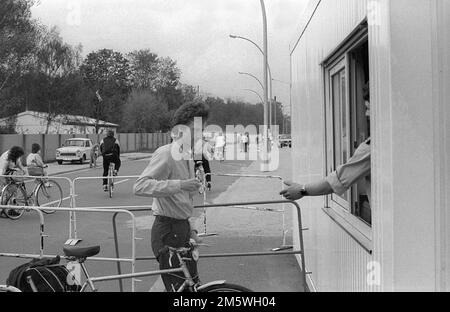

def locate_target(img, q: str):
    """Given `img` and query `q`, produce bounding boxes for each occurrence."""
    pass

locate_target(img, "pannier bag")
[6,256,81,292]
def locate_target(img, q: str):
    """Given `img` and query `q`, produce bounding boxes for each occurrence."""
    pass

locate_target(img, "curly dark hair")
[31,143,41,154]
[172,100,210,127]
[8,146,24,162]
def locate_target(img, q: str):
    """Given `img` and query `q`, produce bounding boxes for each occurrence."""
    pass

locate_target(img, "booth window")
[323,26,371,226]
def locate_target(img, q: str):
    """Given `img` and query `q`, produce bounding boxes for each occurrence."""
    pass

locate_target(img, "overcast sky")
[31,0,308,111]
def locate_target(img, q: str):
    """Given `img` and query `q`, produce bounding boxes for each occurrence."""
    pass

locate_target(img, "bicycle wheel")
[35,180,63,214]
[108,175,113,198]
[108,165,114,198]
[1,184,26,220]
[199,283,252,292]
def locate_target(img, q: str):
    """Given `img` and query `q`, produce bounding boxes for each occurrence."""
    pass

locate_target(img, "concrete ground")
[0,147,304,292]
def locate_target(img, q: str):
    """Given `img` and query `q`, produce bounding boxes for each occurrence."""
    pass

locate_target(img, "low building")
[290,0,450,291]
[0,111,119,134]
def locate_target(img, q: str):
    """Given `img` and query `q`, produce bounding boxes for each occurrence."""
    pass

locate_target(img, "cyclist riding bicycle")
[100,130,121,192]
[26,143,51,187]
[0,146,26,217]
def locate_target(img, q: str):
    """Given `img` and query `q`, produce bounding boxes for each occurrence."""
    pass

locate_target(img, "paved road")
[0,150,304,292]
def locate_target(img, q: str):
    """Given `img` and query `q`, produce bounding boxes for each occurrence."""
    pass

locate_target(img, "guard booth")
[290,0,450,291]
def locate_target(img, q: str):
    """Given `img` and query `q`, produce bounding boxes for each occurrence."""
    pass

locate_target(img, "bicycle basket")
[27,167,44,177]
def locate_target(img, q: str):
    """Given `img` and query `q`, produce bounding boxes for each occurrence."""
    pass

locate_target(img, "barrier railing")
[0,205,45,257]
[110,200,307,292]
[0,205,139,292]
[1,173,306,291]
[71,175,148,239]
[202,173,292,251]
[0,174,75,238]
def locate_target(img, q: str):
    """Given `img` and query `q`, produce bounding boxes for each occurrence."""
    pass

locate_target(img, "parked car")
[278,134,292,148]
[56,138,96,165]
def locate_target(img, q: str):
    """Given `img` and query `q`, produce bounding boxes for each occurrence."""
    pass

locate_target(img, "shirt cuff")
[325,172,348,195]
[173,180,182,192]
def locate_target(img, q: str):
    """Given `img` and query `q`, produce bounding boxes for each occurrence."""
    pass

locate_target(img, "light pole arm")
[229,35,273,89]
[243,89,264,104]
[239,72,264,92]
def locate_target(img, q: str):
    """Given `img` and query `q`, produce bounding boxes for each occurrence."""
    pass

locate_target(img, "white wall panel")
[292,0,450,291]
[291,0,372,292]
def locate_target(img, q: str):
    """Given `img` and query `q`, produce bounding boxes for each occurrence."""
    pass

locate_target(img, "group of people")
[0,130,123,201]
[237,133,250,153]
[0,143,49,217]
[0,144,48,180]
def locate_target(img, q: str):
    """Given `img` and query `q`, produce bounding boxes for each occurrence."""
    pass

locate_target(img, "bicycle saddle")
[63,245,100,259]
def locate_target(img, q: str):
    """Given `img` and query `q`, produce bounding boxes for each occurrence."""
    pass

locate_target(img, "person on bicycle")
[100,130,121,192]
[26,144,51,187]
[134,100,207,292]
[0,146,26,217]
[0,146,26,180]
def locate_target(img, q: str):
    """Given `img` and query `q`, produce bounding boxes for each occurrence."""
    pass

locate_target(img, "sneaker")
[103,185,108,192]
[44,182,52,188]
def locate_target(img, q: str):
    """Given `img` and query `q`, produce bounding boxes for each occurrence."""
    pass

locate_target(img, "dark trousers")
[102,155,121,185]
[151,216,199,292]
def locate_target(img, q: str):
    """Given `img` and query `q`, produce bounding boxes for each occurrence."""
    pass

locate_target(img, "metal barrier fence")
[71,175,151,239]
[110,200,307,292]
[1,174,76,239]
[0,205,45,258]
[0,204,138,292]
[203,173,292,251]
[0,172,307,291]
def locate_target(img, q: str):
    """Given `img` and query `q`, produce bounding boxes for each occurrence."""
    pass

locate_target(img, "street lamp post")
[260,0,270,171]
[229,0,270,171]
[229,34,273,127]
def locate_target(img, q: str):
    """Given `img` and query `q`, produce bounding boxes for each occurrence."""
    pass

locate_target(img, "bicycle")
[0,170,63,220]
[61,241,252,292]
[107,163,116,198]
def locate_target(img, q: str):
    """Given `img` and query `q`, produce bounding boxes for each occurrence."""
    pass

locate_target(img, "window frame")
[327,57,352,211]
[322,26,372,244]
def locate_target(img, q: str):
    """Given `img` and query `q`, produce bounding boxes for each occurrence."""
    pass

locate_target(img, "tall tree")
[0,0,39,93]
[33,26,82,133]
[121,90,170,133]
[128,49,159,90]
[80,49,132,132]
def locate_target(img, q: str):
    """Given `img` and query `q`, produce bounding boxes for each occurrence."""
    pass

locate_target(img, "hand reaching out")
[280,180,305,201]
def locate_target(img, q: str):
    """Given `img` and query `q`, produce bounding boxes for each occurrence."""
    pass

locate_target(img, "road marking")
[114,179,130,185]
[39,195,77,207]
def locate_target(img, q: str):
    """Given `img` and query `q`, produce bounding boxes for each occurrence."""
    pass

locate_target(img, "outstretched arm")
[280,179,333,201]
[280,140,371,201]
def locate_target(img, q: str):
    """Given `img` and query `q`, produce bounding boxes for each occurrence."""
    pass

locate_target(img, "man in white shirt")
[134,100,208,291]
